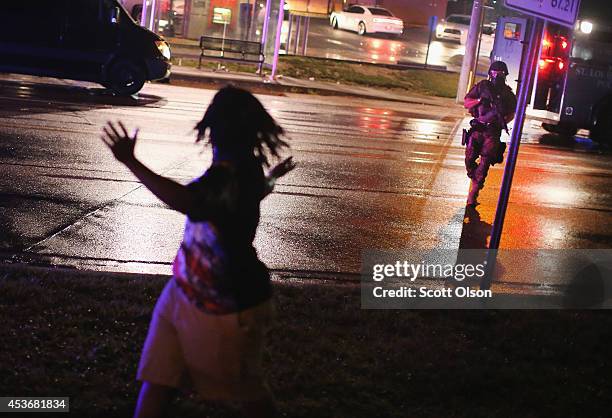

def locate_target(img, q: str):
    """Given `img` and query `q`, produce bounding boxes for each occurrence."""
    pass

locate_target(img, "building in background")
[122,0,264,40]
[445,0,472,16]
[124,0,449,41]
[286,0,330,15]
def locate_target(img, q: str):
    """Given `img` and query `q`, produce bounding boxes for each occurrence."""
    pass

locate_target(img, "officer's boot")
[467,181,480,206]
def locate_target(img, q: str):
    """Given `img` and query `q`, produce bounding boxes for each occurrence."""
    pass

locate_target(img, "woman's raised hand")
[101,121,139,164]
[268,157,296,180]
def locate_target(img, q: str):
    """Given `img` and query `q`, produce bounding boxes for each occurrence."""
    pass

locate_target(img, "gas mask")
[489,71,506,89]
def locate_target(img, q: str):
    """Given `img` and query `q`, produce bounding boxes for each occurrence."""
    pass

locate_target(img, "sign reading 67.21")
[505,0,581,27]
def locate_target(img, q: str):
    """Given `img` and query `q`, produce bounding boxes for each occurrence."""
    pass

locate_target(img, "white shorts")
[137,279,274,401]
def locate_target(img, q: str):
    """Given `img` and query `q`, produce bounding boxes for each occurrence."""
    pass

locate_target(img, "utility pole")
[456,0,485,103]
[481,18,544,290]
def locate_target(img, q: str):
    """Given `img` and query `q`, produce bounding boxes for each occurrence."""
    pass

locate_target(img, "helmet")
[488,61,509,75]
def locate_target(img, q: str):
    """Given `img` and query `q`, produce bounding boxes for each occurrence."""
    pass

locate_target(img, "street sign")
[504,0,581,27]
[213,7,232,24]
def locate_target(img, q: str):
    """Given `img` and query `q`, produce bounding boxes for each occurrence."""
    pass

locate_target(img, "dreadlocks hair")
[195,86,288,168]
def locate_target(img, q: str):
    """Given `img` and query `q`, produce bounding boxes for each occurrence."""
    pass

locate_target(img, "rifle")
[480,82,509,135]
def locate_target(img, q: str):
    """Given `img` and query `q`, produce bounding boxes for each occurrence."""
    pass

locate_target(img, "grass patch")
[277,57,459,98]
[1,268,610,417]
[171,55,459,98]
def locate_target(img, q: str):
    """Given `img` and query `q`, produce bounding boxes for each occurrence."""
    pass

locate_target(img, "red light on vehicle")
[558,61,565,70]
[561,40,568,49]
[542,38,551,48]
[539,58,558,71]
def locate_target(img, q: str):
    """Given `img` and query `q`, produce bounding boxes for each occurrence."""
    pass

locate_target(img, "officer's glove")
[479,97,491,107]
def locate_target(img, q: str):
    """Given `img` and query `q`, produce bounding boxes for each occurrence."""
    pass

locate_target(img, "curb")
[0,262,360,284]
[0,263,170,281]
[4,263,600,308]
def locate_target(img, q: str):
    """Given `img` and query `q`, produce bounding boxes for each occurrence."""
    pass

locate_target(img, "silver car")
[435,14,494,45]
[435,14,471,44]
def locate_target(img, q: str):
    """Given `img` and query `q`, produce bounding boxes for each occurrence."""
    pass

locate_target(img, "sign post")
[482,17,544,290]
[213,8,232,70]
[270,0,285,79]
[456,0,485,103]
[425,15,438,68]
[481,0,581,290]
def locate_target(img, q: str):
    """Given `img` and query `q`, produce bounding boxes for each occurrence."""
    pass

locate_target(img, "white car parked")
[435,14,495,45]
[330,6,404,37]
[435,14,471,44]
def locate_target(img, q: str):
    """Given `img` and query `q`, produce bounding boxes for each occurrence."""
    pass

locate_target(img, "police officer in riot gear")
[463,61,517,206]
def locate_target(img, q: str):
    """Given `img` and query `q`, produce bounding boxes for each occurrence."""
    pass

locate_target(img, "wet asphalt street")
[298,19,494,69]
[1,75,611,290]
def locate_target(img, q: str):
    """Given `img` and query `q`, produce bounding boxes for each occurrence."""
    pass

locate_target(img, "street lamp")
[579,20,593,34]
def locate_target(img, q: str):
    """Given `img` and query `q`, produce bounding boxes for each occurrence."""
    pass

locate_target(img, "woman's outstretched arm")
[263,156,296,197]
[101,121,195,214]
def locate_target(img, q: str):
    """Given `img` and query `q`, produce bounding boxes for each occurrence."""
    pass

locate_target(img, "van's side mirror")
[110,7,120,24]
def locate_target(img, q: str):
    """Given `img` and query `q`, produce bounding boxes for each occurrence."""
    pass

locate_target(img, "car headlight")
[436,24,443,34]
[156,40,171,60]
